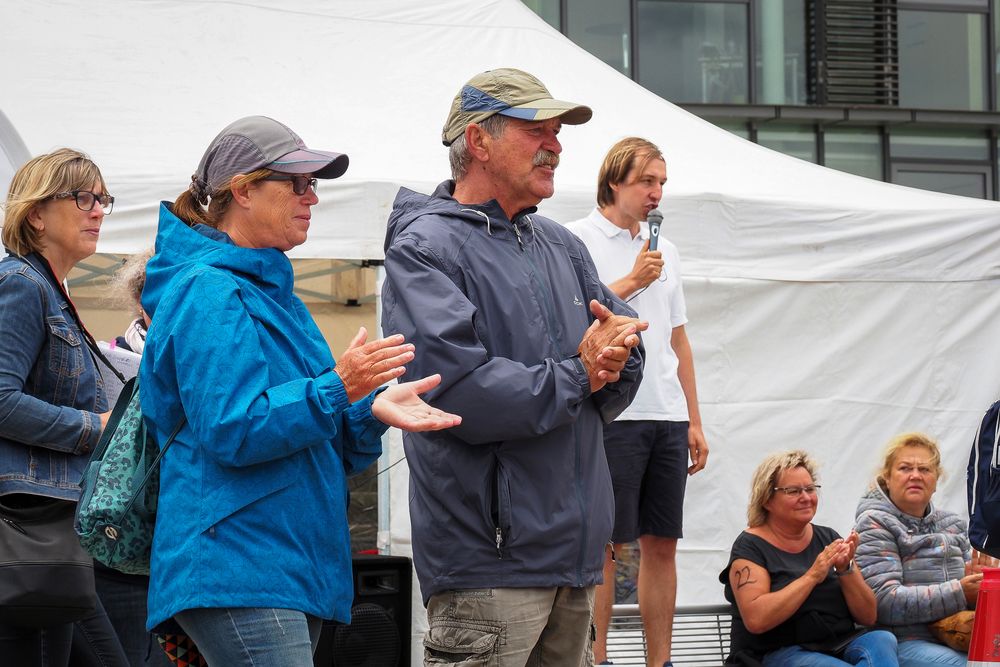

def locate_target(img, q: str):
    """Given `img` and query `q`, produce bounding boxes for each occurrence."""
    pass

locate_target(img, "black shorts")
[603,420,689,543]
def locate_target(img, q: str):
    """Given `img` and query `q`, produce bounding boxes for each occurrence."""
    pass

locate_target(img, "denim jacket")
[0,252,105,500]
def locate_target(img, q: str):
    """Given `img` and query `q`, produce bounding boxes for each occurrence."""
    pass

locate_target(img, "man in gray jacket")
[382,68,646,666]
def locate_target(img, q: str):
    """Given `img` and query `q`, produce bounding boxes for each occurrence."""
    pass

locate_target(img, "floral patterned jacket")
[854,483,971,641]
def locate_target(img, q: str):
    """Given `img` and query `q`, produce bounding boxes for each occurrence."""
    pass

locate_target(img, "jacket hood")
[855,481,939,522]
[384,180,538,251]
[143,202,293,320]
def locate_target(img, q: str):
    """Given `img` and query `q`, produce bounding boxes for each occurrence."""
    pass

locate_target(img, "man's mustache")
[533,151,559,168]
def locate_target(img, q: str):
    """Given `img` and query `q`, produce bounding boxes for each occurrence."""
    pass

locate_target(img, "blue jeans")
[763,630,898,666]
[897,639,965,666]
[174,607,322,667]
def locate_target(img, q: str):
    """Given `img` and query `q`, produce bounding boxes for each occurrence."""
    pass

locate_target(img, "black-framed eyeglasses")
[773,484,821,497]
[51,190,114,214]
[262,174,318,196]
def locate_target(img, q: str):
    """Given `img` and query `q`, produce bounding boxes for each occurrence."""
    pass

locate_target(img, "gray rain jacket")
[382,181,644,602]
[854,483,971,641]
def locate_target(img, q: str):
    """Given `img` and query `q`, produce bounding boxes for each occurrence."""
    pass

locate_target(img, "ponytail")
[170,169,269,230]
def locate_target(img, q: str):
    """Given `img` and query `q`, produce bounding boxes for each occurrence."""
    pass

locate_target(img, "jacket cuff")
[569,355,592,398]
[76,410,102,456]
[318,369,350,412]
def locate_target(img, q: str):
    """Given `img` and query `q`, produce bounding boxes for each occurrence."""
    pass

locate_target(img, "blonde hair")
[876,432,943,487]
[109,248,154,317]
[747,450,819,527]
[596,137,664,209]
[2,148,107,256]
[171,169,272,229]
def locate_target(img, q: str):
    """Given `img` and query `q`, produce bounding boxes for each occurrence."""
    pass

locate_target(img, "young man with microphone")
[567,137,708,667]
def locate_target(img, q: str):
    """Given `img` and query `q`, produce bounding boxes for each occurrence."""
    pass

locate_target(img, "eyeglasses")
[773,484,821,497]
[262,174,318,196]
[51,190,114,214]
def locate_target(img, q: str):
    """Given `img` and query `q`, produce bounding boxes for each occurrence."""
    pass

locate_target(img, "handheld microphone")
[646,209,663,252]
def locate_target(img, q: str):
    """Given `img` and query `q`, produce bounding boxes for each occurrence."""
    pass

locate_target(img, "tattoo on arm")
[735,566,757,589]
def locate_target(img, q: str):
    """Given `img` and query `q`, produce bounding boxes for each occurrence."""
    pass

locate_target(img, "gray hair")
[448,114,511,181]
[109,248,154,317]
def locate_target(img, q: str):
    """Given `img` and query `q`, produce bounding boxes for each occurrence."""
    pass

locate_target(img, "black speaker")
[314,555,412,667]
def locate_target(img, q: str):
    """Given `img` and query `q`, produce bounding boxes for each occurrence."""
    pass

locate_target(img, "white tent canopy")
[6,0,1000,658]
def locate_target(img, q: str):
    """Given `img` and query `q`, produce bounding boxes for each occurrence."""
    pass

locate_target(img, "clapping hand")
[334,328,415,402]
[966,549,999,576]
[372,374,462,432]
[578,300,648,392]
[830,531,859,574]
[962,549,998,607]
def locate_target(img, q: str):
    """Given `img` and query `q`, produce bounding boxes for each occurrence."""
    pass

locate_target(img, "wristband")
[834,559,855,577]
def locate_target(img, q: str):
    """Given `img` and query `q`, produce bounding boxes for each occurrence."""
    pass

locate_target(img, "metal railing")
[608,604,733,666]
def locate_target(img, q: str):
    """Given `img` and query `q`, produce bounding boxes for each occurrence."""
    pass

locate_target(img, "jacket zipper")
[492,458,505,559]
[512,218,562,352]
[509,216,588,582]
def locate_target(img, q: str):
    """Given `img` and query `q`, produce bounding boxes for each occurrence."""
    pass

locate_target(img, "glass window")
[902,0,987,8]
[899,10,988,110]
[890,129,990,160]
[709,119,751,140]
[823,128,883,180]
[637,1,749,104]
[892,165,991,199]
[755,0,807,104]
[757,124,817,163]
[521,0,560,30]
[567,0,631,77]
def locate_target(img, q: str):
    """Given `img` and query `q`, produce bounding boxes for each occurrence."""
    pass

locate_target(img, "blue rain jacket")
[382,182,644,602]
[140,204,385,628]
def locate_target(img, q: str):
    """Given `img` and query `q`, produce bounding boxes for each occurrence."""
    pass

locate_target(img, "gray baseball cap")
[442,68,592,146]
[194,116,349,194]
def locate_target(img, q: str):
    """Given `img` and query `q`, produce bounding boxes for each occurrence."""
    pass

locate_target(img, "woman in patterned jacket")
[855,432,997,667]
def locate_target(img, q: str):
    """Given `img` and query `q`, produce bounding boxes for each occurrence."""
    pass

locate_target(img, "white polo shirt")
[566,208,688,421]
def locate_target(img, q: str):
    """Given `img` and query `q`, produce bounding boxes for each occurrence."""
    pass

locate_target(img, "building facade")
[523,0,1000,200]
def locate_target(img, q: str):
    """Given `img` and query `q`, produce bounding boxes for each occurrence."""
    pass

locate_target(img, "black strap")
[119,413,187,521]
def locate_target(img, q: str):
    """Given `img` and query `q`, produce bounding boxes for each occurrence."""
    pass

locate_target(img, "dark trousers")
[94,567,172,667]
[0,596,128,667]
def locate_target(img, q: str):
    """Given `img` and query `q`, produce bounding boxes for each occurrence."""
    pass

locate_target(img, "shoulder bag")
[75,376,185,575]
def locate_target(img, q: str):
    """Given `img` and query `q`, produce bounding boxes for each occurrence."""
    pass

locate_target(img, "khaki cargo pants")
[423,586,596,667]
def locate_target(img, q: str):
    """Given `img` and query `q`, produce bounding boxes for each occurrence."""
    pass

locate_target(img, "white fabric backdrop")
[5,2,1000,663]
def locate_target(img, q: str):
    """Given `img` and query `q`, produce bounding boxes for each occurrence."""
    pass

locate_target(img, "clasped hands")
[808,531,859,583]
[577,300,648,393]
[334,327,461,432]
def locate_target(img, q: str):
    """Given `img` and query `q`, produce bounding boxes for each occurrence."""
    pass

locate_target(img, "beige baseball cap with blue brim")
[442,68,593,146]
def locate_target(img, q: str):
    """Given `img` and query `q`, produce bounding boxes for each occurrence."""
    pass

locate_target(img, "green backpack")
[75,376,184,575]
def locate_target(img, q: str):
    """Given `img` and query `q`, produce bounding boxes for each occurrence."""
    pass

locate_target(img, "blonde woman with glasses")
[0,149,127,665]
[720,450,898,666]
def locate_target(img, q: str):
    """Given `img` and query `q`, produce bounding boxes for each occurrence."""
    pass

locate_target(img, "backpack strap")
[119,413,186,523]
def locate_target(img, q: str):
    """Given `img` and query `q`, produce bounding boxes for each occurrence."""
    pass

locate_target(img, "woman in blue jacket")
[139,116,460,666]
